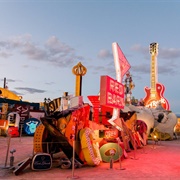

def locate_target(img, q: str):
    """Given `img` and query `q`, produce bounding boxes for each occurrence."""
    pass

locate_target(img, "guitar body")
[144,82,169,110]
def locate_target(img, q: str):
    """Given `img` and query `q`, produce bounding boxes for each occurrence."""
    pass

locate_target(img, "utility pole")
[3,77,6,88]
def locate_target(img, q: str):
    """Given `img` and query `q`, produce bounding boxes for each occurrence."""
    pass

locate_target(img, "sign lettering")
[100,75,124,108]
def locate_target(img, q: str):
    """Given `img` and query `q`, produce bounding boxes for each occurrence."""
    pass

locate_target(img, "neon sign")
[100,75,124,108]
[143,43,170,110]
[145,97,168,109]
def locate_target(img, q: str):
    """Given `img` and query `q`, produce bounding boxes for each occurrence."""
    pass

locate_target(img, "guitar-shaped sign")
[143,42,170,110]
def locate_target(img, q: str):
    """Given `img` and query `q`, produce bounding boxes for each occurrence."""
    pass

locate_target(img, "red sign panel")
[87,96,100,123]
[100,75,124,108]
[104,129,119,140]
[14,104,29,124]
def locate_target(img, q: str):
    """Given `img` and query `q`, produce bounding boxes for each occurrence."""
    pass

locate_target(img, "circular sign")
[100,142,123,163]
[24,118,40,135]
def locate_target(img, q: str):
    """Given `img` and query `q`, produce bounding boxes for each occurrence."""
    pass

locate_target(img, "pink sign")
[115,43,131,79]
[100,75,124,108]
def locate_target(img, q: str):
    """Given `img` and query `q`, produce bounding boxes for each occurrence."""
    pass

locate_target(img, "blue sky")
[0,0,180,114]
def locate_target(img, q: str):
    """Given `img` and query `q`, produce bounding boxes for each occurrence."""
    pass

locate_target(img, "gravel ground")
[0,135,180,180]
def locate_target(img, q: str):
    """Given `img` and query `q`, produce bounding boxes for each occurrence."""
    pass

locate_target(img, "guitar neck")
[150,43,158,98]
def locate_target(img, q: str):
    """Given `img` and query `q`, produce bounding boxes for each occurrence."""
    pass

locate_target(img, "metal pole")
[116,139,126,170]
[67,121,79,179]
[107,149,115,170]
[109,155,113,169]
[72,140,75,177]
[19,124,23,142]
[67,139,79,179]
[4,134,11,168]
[130,134,138,160]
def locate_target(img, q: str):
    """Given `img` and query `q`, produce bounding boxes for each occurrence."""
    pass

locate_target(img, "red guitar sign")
[143,42,170,110]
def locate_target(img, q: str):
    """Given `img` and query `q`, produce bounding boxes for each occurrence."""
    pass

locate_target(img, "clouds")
[130,43,180,75]
[98,43,180,63]
[45,36,74,55]
[0,34,83,67]
[0,78,46,95]
[15,87,46,94]
[95,43,180,79]
[21,42,47,60]
[130,44,148,56]
[160,48,180,59]
[0,34,180,105]
[1,34,179,77]
[0,51,12,58]
[97,49,112,59]
[131,43,180,61]
[131,64,150,74]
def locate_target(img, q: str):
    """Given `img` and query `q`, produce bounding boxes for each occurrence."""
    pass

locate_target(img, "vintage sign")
[112,42,131,80]
[100,75,124,108]
[44,97,61,115]
[87,95,100,123]
[31,153,52,170]
[24,118,40,135]
[99,129,119,140]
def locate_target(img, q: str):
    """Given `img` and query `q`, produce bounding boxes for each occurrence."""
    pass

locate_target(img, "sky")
[0,0,180,114]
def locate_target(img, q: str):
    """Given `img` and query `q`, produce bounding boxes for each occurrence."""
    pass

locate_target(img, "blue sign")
[24,118,40,135]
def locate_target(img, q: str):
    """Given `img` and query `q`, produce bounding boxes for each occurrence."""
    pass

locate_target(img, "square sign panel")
[100,75,124,109]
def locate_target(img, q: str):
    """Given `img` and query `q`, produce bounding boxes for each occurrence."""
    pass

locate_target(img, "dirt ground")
[0,135,180,180]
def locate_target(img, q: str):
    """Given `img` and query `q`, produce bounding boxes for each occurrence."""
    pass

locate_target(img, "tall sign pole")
[107,42,131,129]
[72,62,87,96]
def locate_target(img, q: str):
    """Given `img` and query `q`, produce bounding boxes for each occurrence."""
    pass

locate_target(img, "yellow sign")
[72,62,87,96]
[0,87,21,101]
